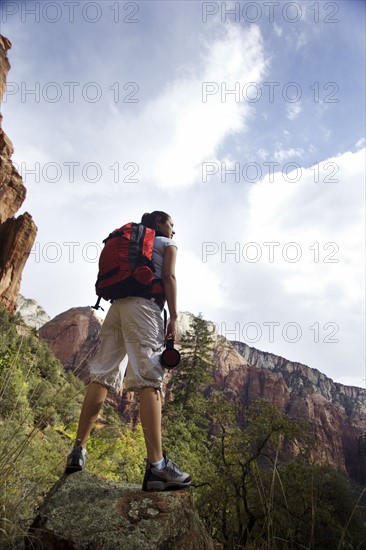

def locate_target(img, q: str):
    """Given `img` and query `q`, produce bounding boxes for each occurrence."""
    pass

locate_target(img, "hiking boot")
[142,454,191,491]
[65,440,86,474]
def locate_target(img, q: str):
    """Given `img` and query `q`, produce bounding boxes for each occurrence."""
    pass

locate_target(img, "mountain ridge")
[231,339,366,410]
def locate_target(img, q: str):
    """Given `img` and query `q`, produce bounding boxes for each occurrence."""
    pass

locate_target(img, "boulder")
[26,472,214,549]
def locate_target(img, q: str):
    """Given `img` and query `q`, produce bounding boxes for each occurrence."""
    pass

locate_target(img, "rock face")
[230,340,366,484]
[16,294,51,329]
[39,307,102,383]
[231,341,366,413]
[26,472,214,549]
[0,35,37,314]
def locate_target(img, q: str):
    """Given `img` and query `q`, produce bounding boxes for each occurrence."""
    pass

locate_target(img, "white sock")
[76,439,86,451]
[152,457,166,470]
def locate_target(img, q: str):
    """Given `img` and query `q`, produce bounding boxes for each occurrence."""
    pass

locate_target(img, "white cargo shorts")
[89,296,165,392]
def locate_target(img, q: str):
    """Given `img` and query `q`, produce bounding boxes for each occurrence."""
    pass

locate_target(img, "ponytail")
[141,211,170,230]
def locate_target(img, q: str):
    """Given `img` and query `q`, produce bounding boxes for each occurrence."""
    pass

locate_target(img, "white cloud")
[257,148,268,161]
[285,29,309,51]
[101,24,267,190]
[273,23,282,37]
[216,147,365,384]
[274,147,305,163]
[295,31,308,50]
[177,249,226,314]
[287,103,302,120]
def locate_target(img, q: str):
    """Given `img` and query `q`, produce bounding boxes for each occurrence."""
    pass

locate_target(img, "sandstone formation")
[26,472,214,549]
[39,307,102,383]
[229,341,366,484]
[232,340,366,415]
[0,35,37,314]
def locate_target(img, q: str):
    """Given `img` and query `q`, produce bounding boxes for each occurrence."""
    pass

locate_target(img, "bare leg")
[75,381,108,448]
[139,387,163,463]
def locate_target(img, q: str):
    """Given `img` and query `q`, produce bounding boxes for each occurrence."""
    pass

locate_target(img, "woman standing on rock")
[65,211,191,491]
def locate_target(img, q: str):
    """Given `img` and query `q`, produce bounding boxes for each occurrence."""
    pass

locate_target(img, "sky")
[0,0,365,388]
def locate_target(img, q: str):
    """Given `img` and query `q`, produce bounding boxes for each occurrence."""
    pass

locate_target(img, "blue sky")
[1,0,365,387]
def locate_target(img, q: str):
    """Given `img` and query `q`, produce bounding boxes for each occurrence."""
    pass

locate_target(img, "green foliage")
[162,313,215,482]
[190,393,366,549]
[0,349,32,422]
[193,395,307,547]
[166,313,214,415]
[0,419,73,548]
[271,461,366,550]
[0,308,85,546]
[86,415,146,482]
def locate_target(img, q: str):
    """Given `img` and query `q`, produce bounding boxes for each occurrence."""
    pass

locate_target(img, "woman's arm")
[162,245,178,340]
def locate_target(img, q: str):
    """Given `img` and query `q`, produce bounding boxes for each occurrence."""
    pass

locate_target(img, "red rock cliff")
[0,35,37,314]
[231,340,366,484]
[39,307,102,384]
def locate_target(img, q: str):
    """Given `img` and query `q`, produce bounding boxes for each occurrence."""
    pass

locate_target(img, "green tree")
[194,394,311,548]
[271,460,366,550]
[162,313,216,482]
[166,313,215,413]
[191,391,366,550]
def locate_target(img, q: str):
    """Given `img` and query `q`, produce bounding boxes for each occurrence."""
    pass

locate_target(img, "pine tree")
[162,313,215,480]
[165,313,215,418]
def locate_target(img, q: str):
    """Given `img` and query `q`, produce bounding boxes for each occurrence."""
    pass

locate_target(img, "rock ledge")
[26,472,214,549]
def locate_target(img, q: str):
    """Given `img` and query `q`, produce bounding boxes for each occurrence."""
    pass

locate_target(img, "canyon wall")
[0,35,37,314]
[229,340,366,484]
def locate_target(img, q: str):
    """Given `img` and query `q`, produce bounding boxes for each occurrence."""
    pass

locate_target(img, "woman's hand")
[166,318,178,341]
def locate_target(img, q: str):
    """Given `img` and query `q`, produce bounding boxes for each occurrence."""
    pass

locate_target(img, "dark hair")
[141,211,170,230]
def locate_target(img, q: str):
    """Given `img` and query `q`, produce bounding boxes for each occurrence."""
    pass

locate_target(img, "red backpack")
[92,222,165,311]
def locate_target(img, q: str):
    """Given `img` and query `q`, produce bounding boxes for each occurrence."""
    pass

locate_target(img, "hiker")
[65,211,191,491]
